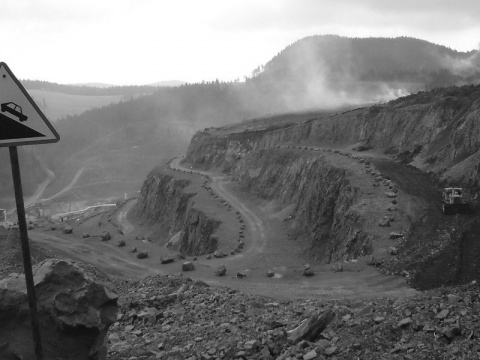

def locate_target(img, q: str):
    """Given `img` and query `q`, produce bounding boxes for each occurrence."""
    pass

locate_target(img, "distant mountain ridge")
[148,80,187,87]
[261,35,477,77]
[22,80,157,96]
[71,80,187,88]
[247,35,480,110]
[72,82,115,88]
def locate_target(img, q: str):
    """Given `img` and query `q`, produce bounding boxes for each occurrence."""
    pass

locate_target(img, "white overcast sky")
[1,0,479,85]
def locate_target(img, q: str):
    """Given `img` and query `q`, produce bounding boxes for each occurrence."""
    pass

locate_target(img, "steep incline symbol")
[0,62,59,147]
[0,113,45,140]
[1,102,28,122]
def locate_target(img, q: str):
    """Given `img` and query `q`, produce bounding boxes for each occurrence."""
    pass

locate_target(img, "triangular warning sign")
[0,62,59,147]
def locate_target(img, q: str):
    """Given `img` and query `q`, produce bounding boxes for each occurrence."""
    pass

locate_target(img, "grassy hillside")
[23,81,161,121]
[27,89,125,121]
[0,83,160,209]
[36,82,255,203]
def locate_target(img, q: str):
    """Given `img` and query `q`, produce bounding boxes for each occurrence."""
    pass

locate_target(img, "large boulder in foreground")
[0,259,118,360]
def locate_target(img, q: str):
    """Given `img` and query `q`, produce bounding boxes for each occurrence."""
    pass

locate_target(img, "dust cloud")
[448,48,480,79]
[248,37,415,113]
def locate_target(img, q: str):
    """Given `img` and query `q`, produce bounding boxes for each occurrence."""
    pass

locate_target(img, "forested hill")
[247,35,480,110]
[39,81,254,169]
[22,80,158,96]
[259,36,478,84]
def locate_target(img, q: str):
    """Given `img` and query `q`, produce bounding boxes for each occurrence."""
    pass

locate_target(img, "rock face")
[187,147,372,262]
[180,84,480,284]
[134,170,219,256]
[187,85,480,188]
[235,151,372,262]
[0,259,118,360]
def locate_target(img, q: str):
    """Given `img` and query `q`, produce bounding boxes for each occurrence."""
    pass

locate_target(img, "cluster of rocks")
[108,274,480,360]
[61,225,112,242]
[79,229,154,259]
[275,145,407,263]
[273,144,399,215]
[202,183,246,255]
[169,161,247,257]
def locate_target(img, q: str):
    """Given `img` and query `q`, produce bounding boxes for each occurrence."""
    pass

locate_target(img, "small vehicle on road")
[1,102,28,122]
[442,187,468,214]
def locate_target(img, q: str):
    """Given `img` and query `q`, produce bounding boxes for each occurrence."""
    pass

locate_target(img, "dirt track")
[43,167,85,201]
[160,157,418,299]
[116,199,136,235]
[28,154,422,300]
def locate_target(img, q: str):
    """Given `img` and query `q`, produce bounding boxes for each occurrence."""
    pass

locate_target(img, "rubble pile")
[109,275,480,359]
[0,259,118,360]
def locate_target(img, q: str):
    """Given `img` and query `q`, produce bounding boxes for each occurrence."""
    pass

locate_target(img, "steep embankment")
[187,85,480,188]
[231,150,371,262]
[184,85,480,288]
[134,168,219,255]
[183,144,410,264]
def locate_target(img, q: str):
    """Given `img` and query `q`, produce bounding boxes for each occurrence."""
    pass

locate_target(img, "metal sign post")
[1,62,60,360]
[9,146,43,360]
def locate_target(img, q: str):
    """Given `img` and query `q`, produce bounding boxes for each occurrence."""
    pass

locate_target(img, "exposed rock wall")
[183,86,480,263]
[134,169,218,255]
[134,169,194,227]
[168,207,219,255]
[187,85,480,187]
[232,150,371,261]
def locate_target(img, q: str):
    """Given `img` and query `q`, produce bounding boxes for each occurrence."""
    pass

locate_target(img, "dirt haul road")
[29,231,162,279]
[169,158,267,261]
[164,157,417,300]
[29,156,418,301]
[43,167,85,201]
[116,199,136,235]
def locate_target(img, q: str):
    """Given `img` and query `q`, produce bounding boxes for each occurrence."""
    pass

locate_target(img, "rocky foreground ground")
[1,228,479,360]
[109,275,480,360]
[0,228,56,279]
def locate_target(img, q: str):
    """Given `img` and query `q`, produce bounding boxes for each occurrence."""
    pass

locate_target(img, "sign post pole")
[9,146,43,360]
[0,62,59,359]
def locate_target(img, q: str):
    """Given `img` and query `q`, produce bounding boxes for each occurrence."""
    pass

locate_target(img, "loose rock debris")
[109,275,480,359]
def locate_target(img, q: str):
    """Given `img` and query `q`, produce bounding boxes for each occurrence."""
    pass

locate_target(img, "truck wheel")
[442,203,448,215]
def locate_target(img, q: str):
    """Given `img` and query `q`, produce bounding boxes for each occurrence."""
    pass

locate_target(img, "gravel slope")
[109,274,480,359]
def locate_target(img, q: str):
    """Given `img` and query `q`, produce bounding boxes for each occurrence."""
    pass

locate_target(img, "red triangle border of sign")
[0,62,60,147]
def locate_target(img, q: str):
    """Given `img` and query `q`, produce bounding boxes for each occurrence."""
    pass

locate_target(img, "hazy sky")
[1,0,479,85]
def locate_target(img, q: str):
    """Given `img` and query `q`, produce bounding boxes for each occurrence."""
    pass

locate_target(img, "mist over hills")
[148,80,187,87]
[247,35,480,110]
[2,35,479,208]
[22,80,158,97]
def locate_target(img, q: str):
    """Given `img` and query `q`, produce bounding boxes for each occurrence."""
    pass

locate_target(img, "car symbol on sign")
[1,102,28,122]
